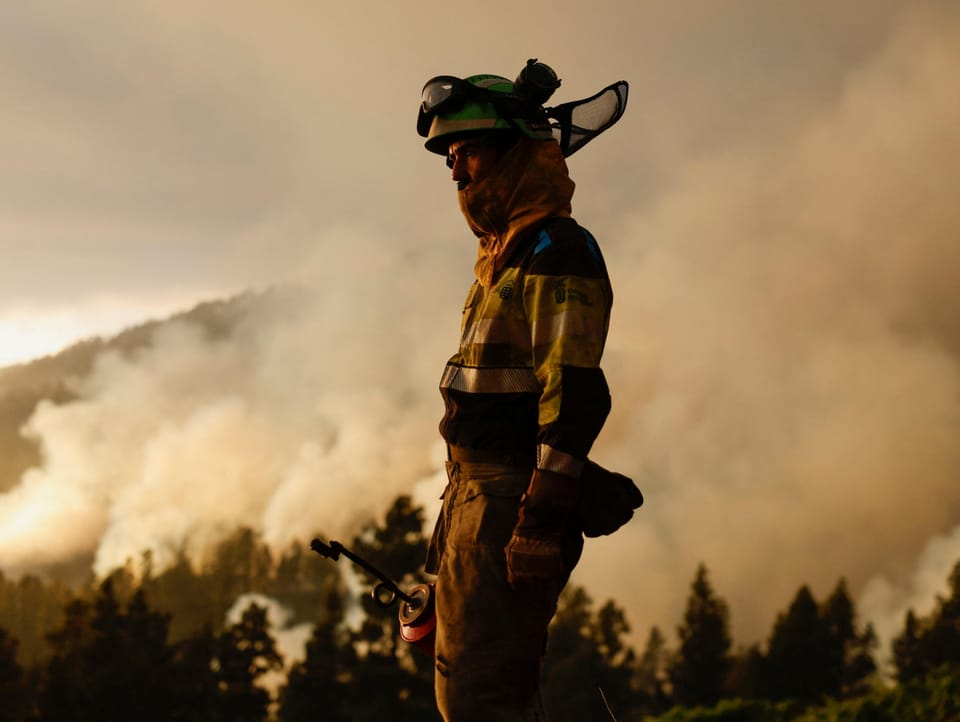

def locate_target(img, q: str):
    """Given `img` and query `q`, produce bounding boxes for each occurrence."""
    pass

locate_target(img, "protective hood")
[459,137,575,287]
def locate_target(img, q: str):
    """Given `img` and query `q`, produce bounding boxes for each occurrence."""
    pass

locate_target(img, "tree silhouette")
[635,625,671,716]
[37,580,180,722]
[350,494,429,592]
[920,561,960,669]
[892,609,924,683]
[668,563,732,707]
[759,579,876,703]
[0,573,71,668]
[0,627,28,722]
[820,578,876,697]
[214,601,284,722]
[37,597,93,721]
[892,560,960,682]
[278,589,354,722]
[168,624,220,722]
[7,498,955,721]
[141,548,214,643]
[726,643,764,701]
[208,529,275,631]
[762,584,826,702]
[541,586,640,721]
[594,599,640,715]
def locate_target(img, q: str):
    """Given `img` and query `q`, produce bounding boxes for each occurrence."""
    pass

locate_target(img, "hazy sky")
[2,0,960,658]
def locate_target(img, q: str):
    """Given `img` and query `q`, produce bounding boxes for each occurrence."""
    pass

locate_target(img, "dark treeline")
[1,495,959,721]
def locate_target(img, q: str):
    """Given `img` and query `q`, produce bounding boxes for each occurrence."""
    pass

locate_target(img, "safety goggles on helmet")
[417,74,543,140]
[419,76,485,125]
[417,60,629,160]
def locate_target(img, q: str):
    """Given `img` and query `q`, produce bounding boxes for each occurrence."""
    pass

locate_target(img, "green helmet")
[418,73,555,156]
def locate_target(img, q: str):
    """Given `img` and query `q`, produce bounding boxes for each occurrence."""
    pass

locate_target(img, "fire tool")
[310,537,436,656]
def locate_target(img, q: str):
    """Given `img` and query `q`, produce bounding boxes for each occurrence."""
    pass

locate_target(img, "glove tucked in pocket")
[577,460,643,538]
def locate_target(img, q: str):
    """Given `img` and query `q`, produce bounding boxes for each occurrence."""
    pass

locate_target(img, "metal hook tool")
[310,538,415,608]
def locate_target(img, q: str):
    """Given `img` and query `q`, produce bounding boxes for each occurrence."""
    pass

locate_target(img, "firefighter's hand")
[505,530,566,586]
[505,469,580,586]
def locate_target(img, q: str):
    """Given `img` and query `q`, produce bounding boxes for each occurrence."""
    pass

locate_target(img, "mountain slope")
[0,291,268,493]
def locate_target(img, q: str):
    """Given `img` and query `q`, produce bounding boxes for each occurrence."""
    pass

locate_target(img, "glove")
[505,469,581,587]
[577,461,644,538]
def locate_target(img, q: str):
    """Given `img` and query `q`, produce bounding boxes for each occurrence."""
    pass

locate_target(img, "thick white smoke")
[575,4,960,646]
[0,227,455,578]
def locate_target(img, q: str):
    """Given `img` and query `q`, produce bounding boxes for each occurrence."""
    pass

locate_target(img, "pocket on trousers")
[453,472,529,549]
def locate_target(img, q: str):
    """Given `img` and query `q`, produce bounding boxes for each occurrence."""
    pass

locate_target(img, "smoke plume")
[576,3,960,648]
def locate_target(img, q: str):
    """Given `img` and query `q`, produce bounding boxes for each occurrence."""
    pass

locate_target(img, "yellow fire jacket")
[439,216,613,477]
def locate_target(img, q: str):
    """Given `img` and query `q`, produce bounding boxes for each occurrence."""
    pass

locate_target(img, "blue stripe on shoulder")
[534,224,601,260]
[534,229,553,256]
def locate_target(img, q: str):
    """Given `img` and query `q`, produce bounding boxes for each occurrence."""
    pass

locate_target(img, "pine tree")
[0,627,28,722]
[214,601,284,722]
[38,580,180,722]
[350,494,428,591]
[540,586,640,722]
[892,559,960,681]
[542,586,609,721]
[820,578,877,698]
[762,584,827,702]
[668,563,732,707]
[892,609,924,683]
[38,597,94,721]
[594,599,639,715]
[141,547,213,643]
[635,626,670,716]
[0,573,70,668]
[726,644,764,701]
[278,590,353,722]
[923,560,960,667]
[208,529,275,631]
[169,624,220,722]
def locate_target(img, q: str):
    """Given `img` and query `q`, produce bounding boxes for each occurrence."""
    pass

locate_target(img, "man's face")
[448,137,504,191]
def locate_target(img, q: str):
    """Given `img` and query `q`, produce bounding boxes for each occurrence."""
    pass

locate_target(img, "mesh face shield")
[547,81,629,158]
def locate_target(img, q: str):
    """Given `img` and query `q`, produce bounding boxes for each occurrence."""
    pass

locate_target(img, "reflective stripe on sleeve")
[536,443,585,477]
[439,365,542,394]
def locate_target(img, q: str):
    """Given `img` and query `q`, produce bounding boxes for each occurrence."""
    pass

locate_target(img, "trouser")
[426,459,583,722]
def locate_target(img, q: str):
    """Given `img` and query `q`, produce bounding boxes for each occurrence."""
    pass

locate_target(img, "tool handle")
[310,537,415,607]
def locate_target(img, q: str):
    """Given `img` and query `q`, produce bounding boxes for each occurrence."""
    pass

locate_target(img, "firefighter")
[417,62,628,721]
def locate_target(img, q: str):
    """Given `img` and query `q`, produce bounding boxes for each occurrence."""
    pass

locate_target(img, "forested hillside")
[0,291,271,494]
[1,494,958,722]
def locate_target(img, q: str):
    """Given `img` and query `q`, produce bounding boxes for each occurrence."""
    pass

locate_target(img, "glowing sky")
[2,0,959,652]
[0,0,915,364]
